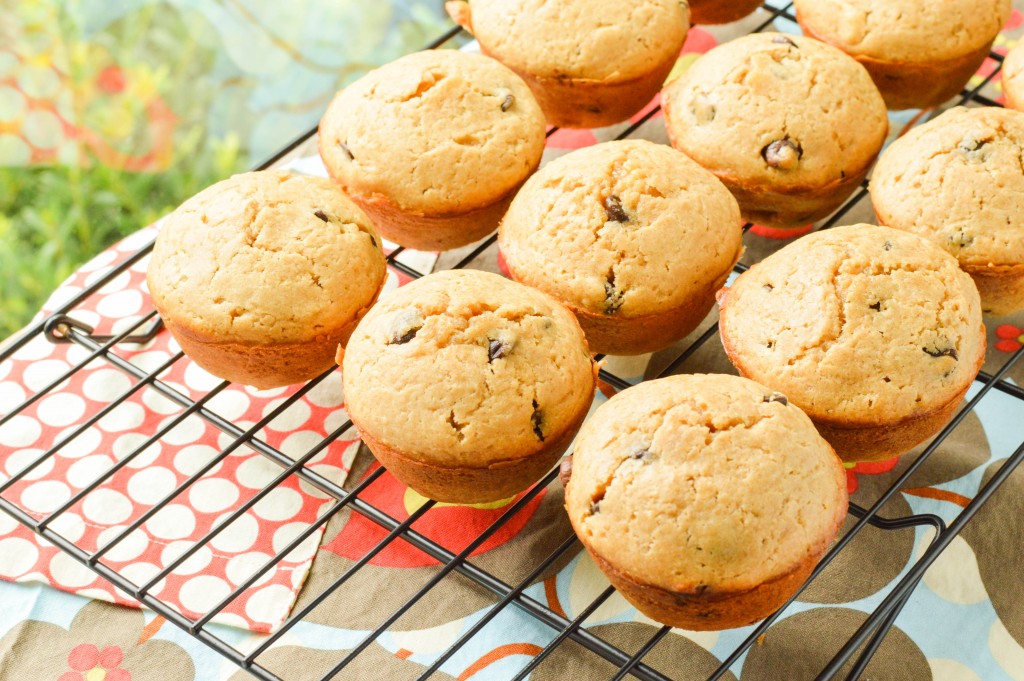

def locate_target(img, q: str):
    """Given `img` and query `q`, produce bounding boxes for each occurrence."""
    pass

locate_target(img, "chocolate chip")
[531,399,545,441]
[869,301,881,311]
[763,283,774,291]
[604,281,624,314]
[501,93,514,111]
[604,271,624,314]
[389,327,420,345]
[314,210,329,222]
[338,141,354,161]
[763,392,788,405]
[766,340,775,349]
[924,346,959,361]
[883,376,891,383]
[884,241,893,251]
[958,137,989,162]
[772,35,798,47]
[369,234,378,249]
[948,231,974,249]
[603,195,629,223]
[629,447,650,461]
[762,138,802,170]
[488,338,511,361]
[558,456,573,487]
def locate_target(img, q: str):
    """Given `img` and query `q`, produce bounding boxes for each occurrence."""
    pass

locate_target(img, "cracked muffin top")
[564,373,847,593]
[498,140,742,318]
[662,32,887,191]
[340,269,595,467]
[447,0,688,82]
[318,50,546,214]
[718,224,985,424]
[148,170,386,344]
[794,0,1010,63]
[871,106,1024,270]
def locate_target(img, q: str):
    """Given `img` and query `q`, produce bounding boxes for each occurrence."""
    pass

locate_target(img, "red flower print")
[59,643,130,681]
[846,457,900,494]
[995,324,1024,354]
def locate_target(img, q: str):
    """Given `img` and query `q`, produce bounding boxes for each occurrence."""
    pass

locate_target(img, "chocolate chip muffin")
[498,140,743,355]
[871,106,1024,316]
[718,224,986,462]
[662,33,888,228]
[563,374,848,630]
[1002,42,1024,112]
[147,171,386,389]
[319,50,546,251]
[341,269,597,503]
[446,0,688,128]
[688,0,763,25]
[795,0,1010,110]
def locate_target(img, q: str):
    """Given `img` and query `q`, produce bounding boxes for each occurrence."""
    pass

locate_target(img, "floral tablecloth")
[4,4,1024,680]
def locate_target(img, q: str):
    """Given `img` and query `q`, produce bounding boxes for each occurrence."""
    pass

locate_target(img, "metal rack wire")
[2,4,1023,679]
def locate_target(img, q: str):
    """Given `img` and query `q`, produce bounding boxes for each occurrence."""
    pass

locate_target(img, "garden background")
[0,0,447,338]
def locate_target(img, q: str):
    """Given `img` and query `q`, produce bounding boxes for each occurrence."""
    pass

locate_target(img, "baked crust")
[687,0,762,26]
[562,394,849,631]
[707,159,874,229]
[583,530,827,630]
[720,311,986,462]
[354,362,596,504]
[337,179,523,252]
[661,33,888,229]
[492,54,679,129]
[963,263,1024,316]
[799,21,994,110]
[160,298,374,390]
[509,264,729,356]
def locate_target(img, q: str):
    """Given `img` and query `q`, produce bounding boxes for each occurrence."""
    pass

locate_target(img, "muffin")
[794,0,1010,110]
[871,106,1024,316]
[319,50,546,251]
[499,140,743,356]
[718,224,986,462]
[688,0,762,25]
[341,269,597,503]
[563,374,848,631]
[662,33,888,228]
[147,171,386,389]
[1001,42,1024,112]
[445,0,688,128]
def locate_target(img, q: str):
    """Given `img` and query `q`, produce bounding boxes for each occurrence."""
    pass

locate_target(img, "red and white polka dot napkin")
[0,162,434,633]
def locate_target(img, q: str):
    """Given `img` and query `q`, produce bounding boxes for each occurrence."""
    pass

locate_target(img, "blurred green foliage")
[0,133,242,337]
[0,0,447,339]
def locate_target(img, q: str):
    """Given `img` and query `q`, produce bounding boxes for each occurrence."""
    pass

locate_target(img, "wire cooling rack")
[3,4,1024,679]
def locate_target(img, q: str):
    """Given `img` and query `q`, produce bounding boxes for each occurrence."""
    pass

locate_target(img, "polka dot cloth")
[0,209,430,633]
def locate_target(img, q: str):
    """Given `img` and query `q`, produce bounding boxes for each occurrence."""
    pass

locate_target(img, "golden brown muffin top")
[794,0,1010,62]
[663,33,888,193]
[448,0,688,81]
[872,106,1024,270]
[319,50,545,214]
[498,140,742,319]
[147,171,385,344]
[341,269,595,467]
[565,374,847,593]
[718,224,985,424]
